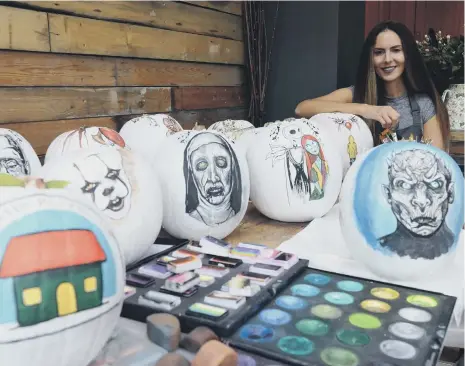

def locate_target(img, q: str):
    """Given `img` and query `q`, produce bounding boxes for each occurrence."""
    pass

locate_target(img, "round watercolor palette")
[230,268,456,366]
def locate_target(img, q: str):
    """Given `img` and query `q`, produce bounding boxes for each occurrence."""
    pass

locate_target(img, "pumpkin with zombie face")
[339,142,464,281]
[40,147,163,265]
[45,126,127,164]
[0,174,124,366]
[0,128,41,177]
[154,131,250,240]
[119,114,183,162]
[247,119,343,222]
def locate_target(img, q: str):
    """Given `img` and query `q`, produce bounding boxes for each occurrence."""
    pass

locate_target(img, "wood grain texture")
[0,5,49,51]
[182,1,242,16]
[0,87,171,123]
[19,1,243,40]
[113,107,248,130]
[49,14,244,64]
[451,130,464,142]
[173,86,246,110]
[3,117,117,155]
[224,202,307,248]
[0,50,245,86]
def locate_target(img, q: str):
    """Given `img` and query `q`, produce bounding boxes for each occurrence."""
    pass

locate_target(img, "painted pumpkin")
[0,128,41,177]
[154,131,250,240]
[0,175,124,366]
[119,114,183,161]
[45,126,127,164]
[247,119,343,222]
[40,147,163,265]
[207,119,254,140]
[339,141,464,280]
[308,113,374,175]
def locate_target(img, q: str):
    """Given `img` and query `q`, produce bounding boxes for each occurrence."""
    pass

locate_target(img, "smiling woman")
[295,21,450,151]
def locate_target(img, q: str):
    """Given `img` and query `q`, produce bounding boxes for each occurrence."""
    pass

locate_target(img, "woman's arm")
[423,115,446,151]
[295,88,365,117]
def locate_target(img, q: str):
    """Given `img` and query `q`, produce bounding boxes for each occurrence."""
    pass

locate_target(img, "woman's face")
[372,30,405,83]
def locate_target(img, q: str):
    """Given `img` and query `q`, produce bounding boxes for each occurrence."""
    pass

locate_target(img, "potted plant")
[417,29,464,131]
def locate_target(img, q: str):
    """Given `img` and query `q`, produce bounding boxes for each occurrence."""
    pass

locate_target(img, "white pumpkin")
[45,126,127,164]
[119,114,183,162]
[154,131,250,240]
[247,118,343,222]
[0,177,124,366]
[308,113,374,175]
[0,128,41,177]
[339,141,465,281]
[208,119,254,139]
[40,147,163,265]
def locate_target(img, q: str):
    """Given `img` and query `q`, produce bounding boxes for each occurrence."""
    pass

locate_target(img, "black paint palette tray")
[121,243,309,337]
[226,267,456,366]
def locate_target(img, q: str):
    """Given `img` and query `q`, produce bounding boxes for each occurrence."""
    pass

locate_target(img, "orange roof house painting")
[0,229,107,327]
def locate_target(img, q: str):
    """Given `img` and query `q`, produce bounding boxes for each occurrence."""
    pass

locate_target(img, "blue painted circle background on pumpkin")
[354,142,464,255]
[0,210,118,325]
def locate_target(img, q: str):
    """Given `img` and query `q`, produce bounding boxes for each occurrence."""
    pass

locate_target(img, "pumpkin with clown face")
[40,147,163,265]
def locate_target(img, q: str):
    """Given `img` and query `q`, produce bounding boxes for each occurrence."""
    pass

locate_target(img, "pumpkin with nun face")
[154,131,249,240]
[0,128,41,177]
[119,114,183,161]
[308,113,374,175]
[339,142,464,281]
[247,119,343,222]
[0,175,124,366]
[40,147,163,265]
[45,126,127,164]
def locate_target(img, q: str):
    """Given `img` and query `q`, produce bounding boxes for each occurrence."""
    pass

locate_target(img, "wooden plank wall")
[0,1,248,156]
[364,1,464,39]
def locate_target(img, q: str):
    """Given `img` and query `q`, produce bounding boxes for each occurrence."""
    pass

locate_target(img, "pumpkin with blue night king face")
[40,146,163,265]
[154,130,250,240]
[119,113,183,163]
[247,119,343,222]
[0,175,125,366]
[339,141,465,281]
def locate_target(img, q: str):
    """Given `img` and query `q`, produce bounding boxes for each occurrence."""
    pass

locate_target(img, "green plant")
[416,28,464,84]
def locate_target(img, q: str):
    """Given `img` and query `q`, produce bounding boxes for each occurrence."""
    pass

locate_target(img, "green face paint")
[45,180,70,189]
[0,173,25,187]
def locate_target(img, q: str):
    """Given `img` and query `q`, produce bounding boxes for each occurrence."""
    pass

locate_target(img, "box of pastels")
[226,267,456,366]
[121,236,309,337]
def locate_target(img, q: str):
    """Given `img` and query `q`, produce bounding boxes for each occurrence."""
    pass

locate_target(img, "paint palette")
[227,267,456,366]
[121,241,309,337]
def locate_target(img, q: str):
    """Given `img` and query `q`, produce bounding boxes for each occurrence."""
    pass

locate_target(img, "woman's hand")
[361,105,400,130]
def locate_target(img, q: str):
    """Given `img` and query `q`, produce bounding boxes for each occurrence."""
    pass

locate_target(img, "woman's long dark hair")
[353,21,450,148]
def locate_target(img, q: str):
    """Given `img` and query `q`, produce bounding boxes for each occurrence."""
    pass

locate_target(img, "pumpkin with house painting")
[308,113,374,175]
[44,126,128,164]
[207,119,254,141]
[0,174,125,366]
[247,119,343,222]
[154,130,250,240]
[40,146,163,265]
[0,128,41,177]
[119,113,184,162]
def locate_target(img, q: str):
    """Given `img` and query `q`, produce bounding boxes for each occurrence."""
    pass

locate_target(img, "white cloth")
[278,203,465,329]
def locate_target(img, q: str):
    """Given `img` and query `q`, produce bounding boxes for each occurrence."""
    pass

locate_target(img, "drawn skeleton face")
[282,124,303,147]
[0,135,28,176]
[384,150,454,236]
[73,152,131,220]
[191,142,232,205]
